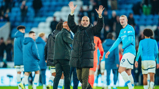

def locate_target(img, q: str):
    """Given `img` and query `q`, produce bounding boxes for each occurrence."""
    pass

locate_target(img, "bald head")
[81,16,90,27]
[63,21,70,31]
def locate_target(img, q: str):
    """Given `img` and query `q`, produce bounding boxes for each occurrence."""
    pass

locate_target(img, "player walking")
[106,15,136,89]
[135,29,159,89]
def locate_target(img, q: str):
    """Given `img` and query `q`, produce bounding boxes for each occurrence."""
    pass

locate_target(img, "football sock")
[121,71,132,89]
[58,79,64,89]
[129,74,134,88]
[49,76,54,85]
[150,82,154,89]
[33,74,40,89]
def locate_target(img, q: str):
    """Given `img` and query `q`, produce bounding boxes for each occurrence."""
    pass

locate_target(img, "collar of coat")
[79,24,93,31]
[62,28,71,33]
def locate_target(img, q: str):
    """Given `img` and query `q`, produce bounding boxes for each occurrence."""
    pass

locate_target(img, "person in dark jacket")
[36,33,46,89]
[69,31,79,89]
[32,0,42,17]
[68,2,104,89]
[53,21,73,89]
[154,25,159,42]
[6,39,13,62]
[13,26,25,89]
[50,17,58,32]
[20,1,28,22]
[0,37,6,62]
[22,31,40,89]
[45,22,64,89]
[102,33,119,89]
[128,13,135,27]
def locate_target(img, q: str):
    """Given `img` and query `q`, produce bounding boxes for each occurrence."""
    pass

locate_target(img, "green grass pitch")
[0,86,159,89]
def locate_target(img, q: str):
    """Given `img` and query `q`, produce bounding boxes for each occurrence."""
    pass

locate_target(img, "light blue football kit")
[108,24,136,69]
[136,38,159,74]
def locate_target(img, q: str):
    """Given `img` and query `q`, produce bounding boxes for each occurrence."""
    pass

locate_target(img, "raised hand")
[69,2,77,13]
[95,5,105,16]
[105,51,110,58]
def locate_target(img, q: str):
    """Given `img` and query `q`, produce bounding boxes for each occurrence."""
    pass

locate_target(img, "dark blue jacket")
[23,37,40,72]
[36,37,47,69]
[103,39,119,70]
[14,31,24,65]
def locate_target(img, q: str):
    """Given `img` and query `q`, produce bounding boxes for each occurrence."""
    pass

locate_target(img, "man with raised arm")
[106,15,136,89]
[68,2,104,89]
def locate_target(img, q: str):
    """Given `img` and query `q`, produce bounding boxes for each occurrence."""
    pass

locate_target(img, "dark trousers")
[106,69,118,85]
[0,56,3,62]
[53,60,70,89]
[155,76,159,85]
[70,67,79,89]
[76,68,92,89]
[40,69,46,85]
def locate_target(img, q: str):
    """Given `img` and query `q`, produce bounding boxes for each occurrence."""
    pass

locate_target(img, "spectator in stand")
[4,0,12,13]
[103,10,109,26]
[78,7,85,19]
[110,0,118,10]
[33,0,42,17]
[139,31,144,42]
[0,16,5,22]
[104,25,110,40]
[85,6,92,22]
[154,25,159,42]
[109,11,117,32]
[0,37,6,62]
[151,0,159,15]
[101,0,108,10]
[114,16,122,39]
[132,2,142,15]
[4,13,9,21]
[6,39,13,62]
[20,1,28,22]
[50,17,58,32]
[128,13,135,27]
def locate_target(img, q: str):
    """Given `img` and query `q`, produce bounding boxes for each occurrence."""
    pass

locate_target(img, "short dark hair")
[107,33,113,39]
[17,25,25,30]
[29,31,35,34]
[56,22,63,31]
[0,37,4,40]
[143,29,153,37]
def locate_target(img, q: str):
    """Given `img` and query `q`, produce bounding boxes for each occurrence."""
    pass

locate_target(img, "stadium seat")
[38,22,46,29]
[46,17,53,23]
[26,2,32,7]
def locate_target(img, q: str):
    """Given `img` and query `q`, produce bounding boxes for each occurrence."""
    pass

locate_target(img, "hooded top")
[36,37,47,69]
[103,39,119,69]
[23,37,40,72]
[14,30,24,65]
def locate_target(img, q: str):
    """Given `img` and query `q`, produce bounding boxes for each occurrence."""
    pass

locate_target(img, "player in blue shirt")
[106,15,136,89]
[135,29,159,89]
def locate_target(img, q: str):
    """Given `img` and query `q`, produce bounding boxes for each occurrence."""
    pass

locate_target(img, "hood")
[23,37,34,45]
[103,39,114,46]
[14,30,24,38]
[80,24,93,30]
[36,37,45,44]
